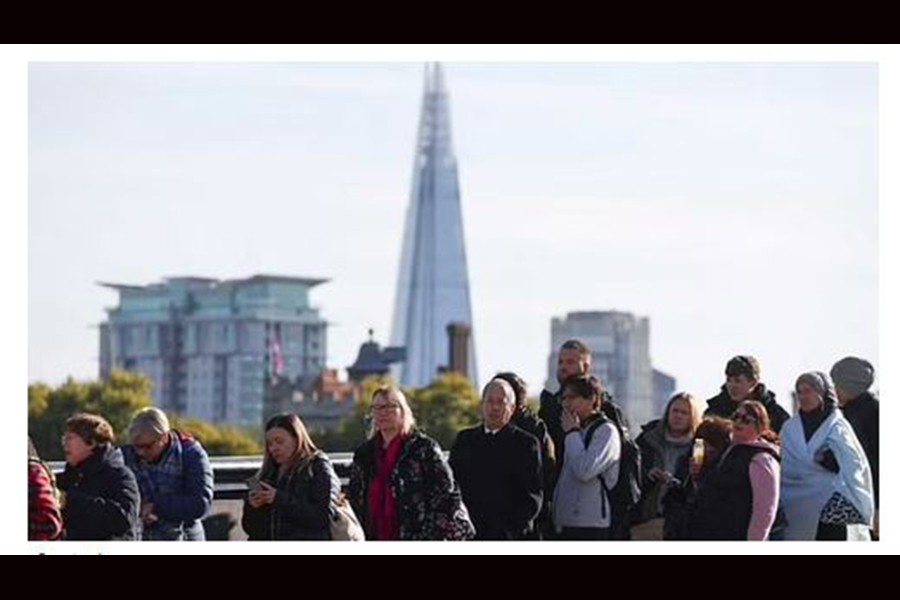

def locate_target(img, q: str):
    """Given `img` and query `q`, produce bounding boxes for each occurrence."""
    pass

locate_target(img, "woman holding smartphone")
[242,413,341,540]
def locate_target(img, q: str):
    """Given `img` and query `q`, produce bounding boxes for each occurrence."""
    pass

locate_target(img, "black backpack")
[583,396,642,540]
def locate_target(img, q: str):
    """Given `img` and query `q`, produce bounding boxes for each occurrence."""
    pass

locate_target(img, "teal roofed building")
[99,275,329,427]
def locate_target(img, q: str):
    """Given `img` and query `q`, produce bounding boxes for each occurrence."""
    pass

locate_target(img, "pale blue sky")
[28,62,878,409]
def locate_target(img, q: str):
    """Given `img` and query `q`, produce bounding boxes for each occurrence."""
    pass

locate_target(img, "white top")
[553,421,621,531]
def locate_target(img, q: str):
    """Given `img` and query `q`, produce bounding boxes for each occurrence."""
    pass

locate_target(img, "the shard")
[390,63,477,388]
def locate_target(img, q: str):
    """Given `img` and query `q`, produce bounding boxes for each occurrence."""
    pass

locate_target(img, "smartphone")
[249,478,270,492]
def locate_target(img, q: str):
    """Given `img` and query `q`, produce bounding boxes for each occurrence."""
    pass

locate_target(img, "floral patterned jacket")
[349,431,475,540]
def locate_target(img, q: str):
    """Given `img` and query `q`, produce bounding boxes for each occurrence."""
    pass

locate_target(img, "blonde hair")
[368,386,416,440]
[664,392,704,436]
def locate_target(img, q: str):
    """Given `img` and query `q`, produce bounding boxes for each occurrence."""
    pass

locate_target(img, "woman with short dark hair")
[56,413,140,540]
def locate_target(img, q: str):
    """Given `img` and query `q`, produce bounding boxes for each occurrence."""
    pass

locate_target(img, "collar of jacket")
[513,405,539,424]
[845,391,878,407]
[714,382,774,406]
[639,419,666,450]
[579,411,605,431]
[78,444,117,474]
[362,430,422,467]
[483,423,515,436]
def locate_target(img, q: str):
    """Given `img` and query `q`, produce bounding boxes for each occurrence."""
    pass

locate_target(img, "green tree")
[169,417,262,456]
[309,374,481,453]
[28,370,261,459]
[28,370,153,461]
[407,373,480,450]
[312,375,390,453]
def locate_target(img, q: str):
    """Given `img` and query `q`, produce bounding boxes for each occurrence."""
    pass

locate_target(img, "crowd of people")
[28,342,878,542]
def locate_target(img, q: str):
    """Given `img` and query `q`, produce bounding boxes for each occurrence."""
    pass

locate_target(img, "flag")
[272,338,284,376]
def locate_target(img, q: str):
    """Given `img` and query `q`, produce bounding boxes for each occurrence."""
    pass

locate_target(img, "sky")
[27,60,879,411]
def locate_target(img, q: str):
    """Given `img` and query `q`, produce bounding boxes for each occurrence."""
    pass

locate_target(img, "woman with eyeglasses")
[242,413,341,540]
[780,372,874,541]
[348,386,475,540]
[686,401,781,540]
[56,413,141,540]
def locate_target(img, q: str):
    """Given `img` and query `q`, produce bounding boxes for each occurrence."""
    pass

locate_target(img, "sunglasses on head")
[731,411,759,425]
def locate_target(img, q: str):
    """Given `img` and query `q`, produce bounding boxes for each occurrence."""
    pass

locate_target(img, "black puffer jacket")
[56,444,140,541]
[686,444,780,541]
[242,452,340,540]
[705,383,790,433]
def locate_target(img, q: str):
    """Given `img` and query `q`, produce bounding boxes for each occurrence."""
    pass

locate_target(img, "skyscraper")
[390,63,477,388]
[546,311,674,427]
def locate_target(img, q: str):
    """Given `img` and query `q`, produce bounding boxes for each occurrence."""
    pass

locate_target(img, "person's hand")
[252,481,277,506]
[140,502,158,524]
[815,448,840,473]
[561,409,580,433]
[689,457,702,481]
[648,467,671,484]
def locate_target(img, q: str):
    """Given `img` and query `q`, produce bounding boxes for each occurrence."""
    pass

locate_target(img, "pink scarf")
[368,433,405,541]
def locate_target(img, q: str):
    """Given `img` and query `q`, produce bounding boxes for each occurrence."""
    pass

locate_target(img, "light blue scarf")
[781,409,874,540]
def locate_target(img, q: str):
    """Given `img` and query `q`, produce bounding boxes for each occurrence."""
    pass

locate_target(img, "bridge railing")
[49,453,357,501]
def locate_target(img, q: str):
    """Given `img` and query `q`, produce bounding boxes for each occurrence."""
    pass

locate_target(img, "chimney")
[446,322,471,377]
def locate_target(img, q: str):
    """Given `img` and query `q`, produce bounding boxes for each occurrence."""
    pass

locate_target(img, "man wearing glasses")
[123,407,214,540]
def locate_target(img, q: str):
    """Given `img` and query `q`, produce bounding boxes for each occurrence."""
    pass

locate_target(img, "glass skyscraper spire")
[390,63,477,388]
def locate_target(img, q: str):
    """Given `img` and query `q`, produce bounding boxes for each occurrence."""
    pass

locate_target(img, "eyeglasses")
[731,412,759,425]
[132,436,163,451]
[371,403,400,413]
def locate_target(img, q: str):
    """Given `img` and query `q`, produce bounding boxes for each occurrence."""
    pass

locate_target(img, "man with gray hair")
[449,378,543,540]
[831,356,879,538]
[123,407,214,540]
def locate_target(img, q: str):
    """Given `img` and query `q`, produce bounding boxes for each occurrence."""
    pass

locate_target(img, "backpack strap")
[582,415,612,520]
[582,414,609,449]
